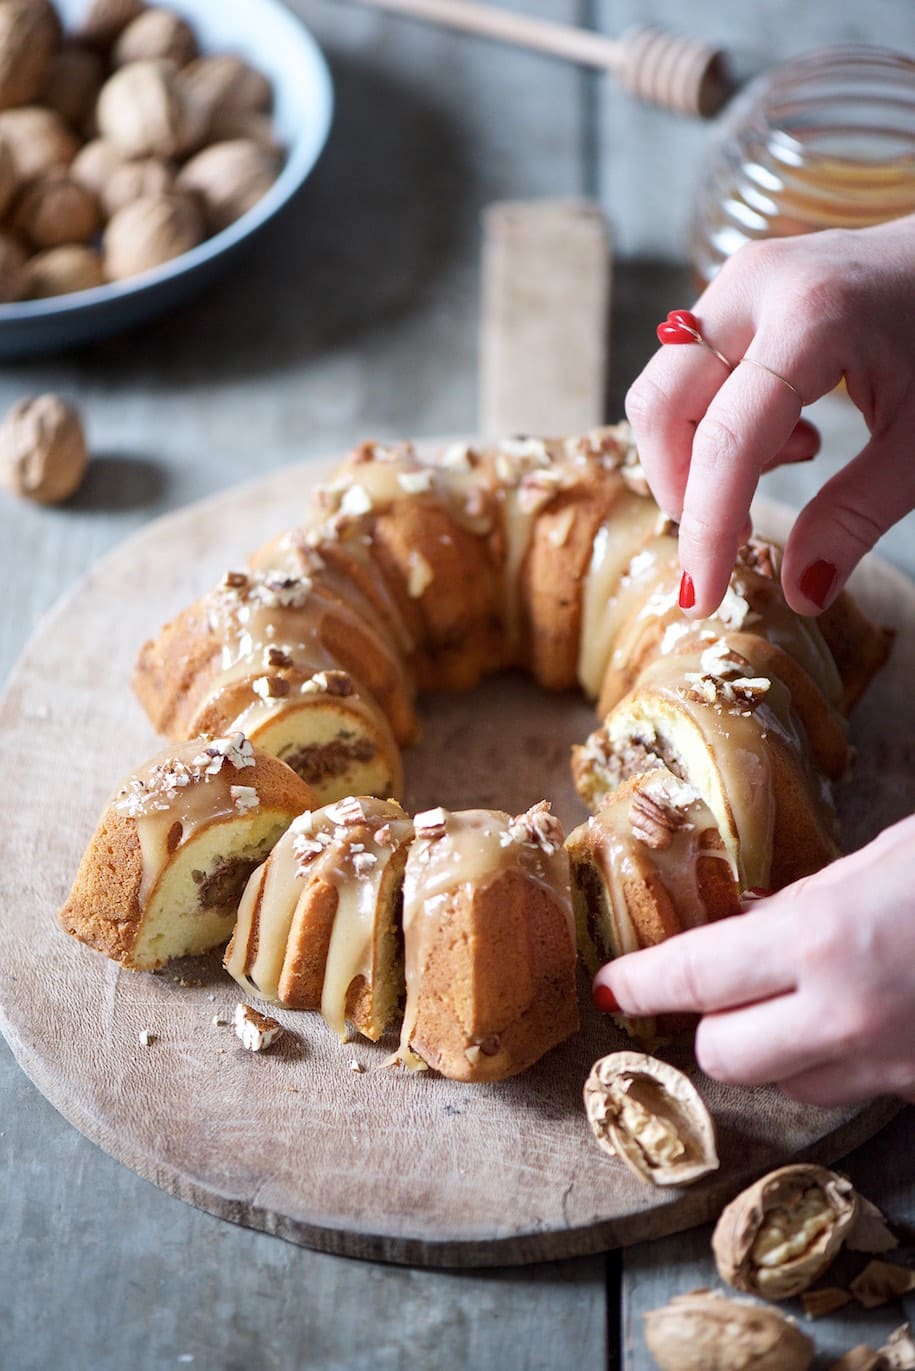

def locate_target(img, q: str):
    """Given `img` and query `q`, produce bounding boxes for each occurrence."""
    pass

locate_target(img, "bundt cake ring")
[58,423,892,1083]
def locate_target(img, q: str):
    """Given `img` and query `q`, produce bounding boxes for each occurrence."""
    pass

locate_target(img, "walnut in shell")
[99,153,172,217]
[178,52,272,128]
[0,133,15,218]
[0,394,88,505]
[0,106,79,181]
[0,228,25,300]
[76,0,144,48]
[12,169,100,248]
[24,243,104,297]
[102,191,202,279]
[0,0,59,111]
[96,58,195,159]
[42,44,105,129]
[113,8,197,68]
[176,137,278,233]
[712,1164,859,1301]
[643,1290,814,1371]
[583,1050,718,1186]
[70,136,133,200]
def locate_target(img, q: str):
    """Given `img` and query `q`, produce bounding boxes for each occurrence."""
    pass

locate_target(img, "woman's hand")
[625,216,915,619]
[592,814,915,1106]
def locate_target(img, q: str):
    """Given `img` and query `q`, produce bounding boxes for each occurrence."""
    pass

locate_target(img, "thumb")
[781,421,915,614]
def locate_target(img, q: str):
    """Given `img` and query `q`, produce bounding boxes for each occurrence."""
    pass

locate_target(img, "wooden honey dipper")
[348,0,732,117]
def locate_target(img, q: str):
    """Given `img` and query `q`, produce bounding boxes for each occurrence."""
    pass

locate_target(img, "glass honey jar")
[690,45,915,287]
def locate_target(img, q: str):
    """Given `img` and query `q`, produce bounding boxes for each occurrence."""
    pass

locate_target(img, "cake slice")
[59,734,316,970]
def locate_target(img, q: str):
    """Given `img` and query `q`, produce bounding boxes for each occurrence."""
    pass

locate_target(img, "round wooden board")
[0,453,910,1268]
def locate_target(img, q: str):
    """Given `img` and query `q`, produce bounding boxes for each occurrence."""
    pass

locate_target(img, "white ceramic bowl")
[0,0,333,356]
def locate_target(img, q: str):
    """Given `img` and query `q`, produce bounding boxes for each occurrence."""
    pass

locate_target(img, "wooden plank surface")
[480,199,611,435]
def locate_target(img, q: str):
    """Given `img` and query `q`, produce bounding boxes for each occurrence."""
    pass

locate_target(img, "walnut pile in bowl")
[0,0,286,300]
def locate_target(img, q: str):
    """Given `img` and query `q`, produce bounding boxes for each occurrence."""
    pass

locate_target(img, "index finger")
[677,360,803,617]
[593,905,797,1018]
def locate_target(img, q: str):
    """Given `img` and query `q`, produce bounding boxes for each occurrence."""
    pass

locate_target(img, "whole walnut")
[70,136,125,197]
[0,228,25,301]
[178,53,272,129]
[43,44,105,129]
[24,243,105,297]
[0,106,78,181]
[0,0,59,111]
[96,58,198,159]
[77,0,144,49]
[0,394,89,505]
[0,132,16,218]
[103,191,202,279]
[12,169,100,248]
[113,8,197,69]
[206,107,277,151]
[100,153,172,217]
[176,138,278,234]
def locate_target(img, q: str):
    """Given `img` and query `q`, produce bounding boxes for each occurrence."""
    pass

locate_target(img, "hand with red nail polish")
[592,816,915,1107]
[625,214,915,617]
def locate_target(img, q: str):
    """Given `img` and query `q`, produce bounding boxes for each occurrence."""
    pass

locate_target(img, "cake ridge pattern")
[60,425,892,1080]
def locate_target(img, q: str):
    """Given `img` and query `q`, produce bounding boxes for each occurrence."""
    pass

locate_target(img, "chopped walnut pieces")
[629,788,685,850]
[325,795,368,826]
[193,732,255,773]
[339,483,373,517]
[230,785,259,814]
[439,442,476,472]
[682,671,771,709]
[800,1287,853,1318]
[397,469,435,495]
[508,800,564,855]
[114,758,196,816]
[699,640,751,677]
[254,574,312,610]
[234,1003,284,1052]
[266,646,293,668]
[221,568,249,589]
[300,669,355,697]
[351,850,378,877]
[737,538,778,580]
[415,806,448,839]
[716,580,762,630]
[850,1260,915,1308]
[291,829,332,871]
[252,674,290,700]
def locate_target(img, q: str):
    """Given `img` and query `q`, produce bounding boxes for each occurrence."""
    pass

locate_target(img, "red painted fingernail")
[798,559,838,609]
[593,983,620,1014]
[679,571,695,609]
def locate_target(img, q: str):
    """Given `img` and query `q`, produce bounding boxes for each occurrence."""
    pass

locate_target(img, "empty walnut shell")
[583,1050,718,1186]
[712,1164,859,1301]
[644,1290,814,1371]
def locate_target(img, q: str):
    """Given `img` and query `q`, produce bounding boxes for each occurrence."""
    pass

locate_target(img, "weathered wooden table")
[1,2,913,1367]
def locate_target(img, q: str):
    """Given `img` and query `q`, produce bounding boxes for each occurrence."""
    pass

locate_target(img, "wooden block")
[479,198,611,437]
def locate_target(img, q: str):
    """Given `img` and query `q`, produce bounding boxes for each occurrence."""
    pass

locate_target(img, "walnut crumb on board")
[234,1003,283,1052]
